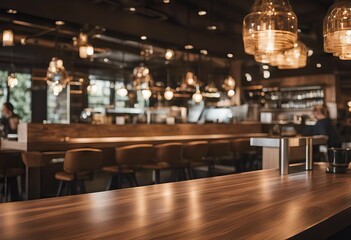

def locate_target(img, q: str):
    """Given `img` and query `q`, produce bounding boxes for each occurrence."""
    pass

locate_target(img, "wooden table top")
[1,164,351,240]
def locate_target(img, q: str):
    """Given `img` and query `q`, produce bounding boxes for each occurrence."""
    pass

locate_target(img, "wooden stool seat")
[183,141,209,179]
[142,162,170,170]
[102,165,134,174]
[55,148,102,196]
[0,168,24,178]
[55,171,91,182]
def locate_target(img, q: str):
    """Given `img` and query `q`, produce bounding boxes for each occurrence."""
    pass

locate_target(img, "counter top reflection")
[0,164,351,239]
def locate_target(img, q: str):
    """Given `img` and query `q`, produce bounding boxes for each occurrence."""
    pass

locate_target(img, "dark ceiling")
[1,0,350,80]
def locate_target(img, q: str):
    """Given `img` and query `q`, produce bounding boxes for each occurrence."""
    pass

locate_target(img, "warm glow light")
[87,83,98,94]
[129,7,136,12]
[79,45,94,58]
[184,44,194,50]
[245,73,252,81]
[141,35,147,40]
[263,70,270,79]
[198,10,207,16]
[192,86,203,103]
[227,53,234,58]
[243,0,298,56]
[227,89,235,97]
[185,72,196,86]
[207,25,217,31]
[116,85,128,97]
[142,88,152,99]
[277,41,307,69]
[348,101,351,108]
[316,63,322,68]
[46,57,70,95]
[164,87,174,100]
[324,1,351,60]
[133,64,150,78]
[165,49,175,60]
[2,30,14,47]
[200,49,208,55]
[7,73,18,88]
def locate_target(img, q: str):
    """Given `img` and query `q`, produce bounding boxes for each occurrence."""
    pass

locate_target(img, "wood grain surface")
[1,164,351,239]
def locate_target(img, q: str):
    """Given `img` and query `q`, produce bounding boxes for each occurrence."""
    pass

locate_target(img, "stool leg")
[106,175,113,191]
[65,182,70,195]
[57,181,63,197]
[132,172,138,187]
[79,181,87,194]
[155,170,161,184]
[4,177,8,202]
[71,181,78,195]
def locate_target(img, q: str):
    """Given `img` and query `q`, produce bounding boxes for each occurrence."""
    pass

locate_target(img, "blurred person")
[312,105,342,148]
[0,102,20,137]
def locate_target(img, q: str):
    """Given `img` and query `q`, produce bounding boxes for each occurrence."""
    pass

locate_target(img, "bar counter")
[0,164,351,239]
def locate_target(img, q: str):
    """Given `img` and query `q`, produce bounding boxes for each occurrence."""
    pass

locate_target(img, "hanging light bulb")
[142,88,152,100]
[133,64,150,78]
[46,57,69,95]
[185,72,196,86]
[79,45,94,59]
[227,89,236,97]
[116,84,128,97]
[243,0,298,56]
[323,0,351,60]
[278,41,307,69]
[2,30,14,47]
[87,82,98,94]
[192,85,203,103]
[78,33,88,45]
[165,49,175,60]
[164,87,174,100]
[7,73,18,88]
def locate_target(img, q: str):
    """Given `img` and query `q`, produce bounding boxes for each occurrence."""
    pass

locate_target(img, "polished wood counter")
[11,123,264,151]
[1,164,351,239]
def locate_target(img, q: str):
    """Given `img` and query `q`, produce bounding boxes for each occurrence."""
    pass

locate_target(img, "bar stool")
[55,148,102,196]
[231,138,258,172]
[183,141,209,179]
[0,150,24,202]
[104,144,153,190]
[208,140,231,176]
[142,143,183,183]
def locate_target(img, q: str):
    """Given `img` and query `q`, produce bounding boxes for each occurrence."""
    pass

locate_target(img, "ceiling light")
[87,82,98,95]
[198,10,207,16]
[133,64,150,78]
[323,1,351,60]
[47,57,70,96]
[184,44,194,50]
[207,25,217,31]
[200,50,208,55]
[165,49,175,60]
[104,58,109,63]
[163,0,170,3]
[316,63,322,68]
[263,70,270,79]
[55,20,65,26]
[129,7,136,12]
[79,45,94,59]
[164,87,174,100]
[262,65,269,70]
[245,73,252,82]
[7,73,18,88]
[308,49,314,57]
[7,9,17,14]
[141,35,147,40]
[142,88,152,100]
[277,41,307,69]
[116,84,128,97]
[227,53,234,58]
[2,30,14,47]
[243,0,298,56]
[79,33,88,45]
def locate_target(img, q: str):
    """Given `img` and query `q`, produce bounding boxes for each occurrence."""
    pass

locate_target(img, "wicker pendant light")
[323,0,351,60]
[243,0,298,56]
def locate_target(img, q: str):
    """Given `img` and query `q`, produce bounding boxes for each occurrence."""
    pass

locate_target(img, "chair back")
[154,143,183,163]
[115,144,153,166]
[64,148,102,173]
[183,141,209,161]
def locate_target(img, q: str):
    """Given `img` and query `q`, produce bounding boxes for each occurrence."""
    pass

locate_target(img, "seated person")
[0,102,20,137]
[312,105,342,148]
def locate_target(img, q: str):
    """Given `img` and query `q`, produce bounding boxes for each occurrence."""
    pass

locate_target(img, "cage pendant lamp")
[323,0,351,60]
[243,0,298,56]
[278,41,307,69]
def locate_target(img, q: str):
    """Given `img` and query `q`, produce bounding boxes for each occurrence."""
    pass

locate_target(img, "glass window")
[88,79,111,114]
[0,70,31,122]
